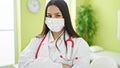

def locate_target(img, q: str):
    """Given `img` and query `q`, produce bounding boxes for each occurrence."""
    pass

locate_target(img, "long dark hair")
[41,0,79,52]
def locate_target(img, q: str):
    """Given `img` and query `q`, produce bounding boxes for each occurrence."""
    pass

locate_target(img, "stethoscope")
[35,35,74,59]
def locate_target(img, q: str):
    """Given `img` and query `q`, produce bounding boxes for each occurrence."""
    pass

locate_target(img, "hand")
[62,64,72,68]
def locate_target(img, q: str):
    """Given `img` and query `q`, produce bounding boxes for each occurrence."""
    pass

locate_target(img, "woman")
[18,0,91,68]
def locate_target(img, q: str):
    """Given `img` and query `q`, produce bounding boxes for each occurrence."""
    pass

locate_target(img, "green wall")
[20,0,45,51]
[76,0,120,52]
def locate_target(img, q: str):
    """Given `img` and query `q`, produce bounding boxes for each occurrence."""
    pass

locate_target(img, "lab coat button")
[60,55,63,58]
[75,56,78,60]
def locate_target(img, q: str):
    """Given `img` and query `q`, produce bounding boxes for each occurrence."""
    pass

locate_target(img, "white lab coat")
[18,31,91,68]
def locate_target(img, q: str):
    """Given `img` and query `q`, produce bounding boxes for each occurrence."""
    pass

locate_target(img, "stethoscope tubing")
[35,35,74,59]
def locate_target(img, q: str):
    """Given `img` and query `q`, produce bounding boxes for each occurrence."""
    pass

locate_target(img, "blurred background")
[0,0,120,68]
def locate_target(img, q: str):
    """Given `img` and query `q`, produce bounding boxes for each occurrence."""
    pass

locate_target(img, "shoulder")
[21,35,44,54]
[25,35,44,50]
[29,37,40,45]
[30,34,45,43]
[72,37,89,47]
[29,35,45,46]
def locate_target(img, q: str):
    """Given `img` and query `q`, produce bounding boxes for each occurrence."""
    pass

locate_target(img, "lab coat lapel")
[37,34,49,57]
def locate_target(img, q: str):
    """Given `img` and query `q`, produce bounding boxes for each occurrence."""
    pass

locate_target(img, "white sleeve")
[18,38,39,68]
[72,56,90,68]
[72,38,91,68]
[18,38,62,68]
[30,57,62,68]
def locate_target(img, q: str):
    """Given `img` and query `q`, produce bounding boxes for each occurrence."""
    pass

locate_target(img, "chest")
[37,39,78,59]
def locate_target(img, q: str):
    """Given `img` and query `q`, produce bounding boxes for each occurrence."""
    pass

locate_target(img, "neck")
[51,29,64,40]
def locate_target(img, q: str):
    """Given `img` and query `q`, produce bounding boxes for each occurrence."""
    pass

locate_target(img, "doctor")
[18,0,91,68]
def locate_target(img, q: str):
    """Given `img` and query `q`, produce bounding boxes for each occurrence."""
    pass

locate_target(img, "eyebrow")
[47,12,61,15]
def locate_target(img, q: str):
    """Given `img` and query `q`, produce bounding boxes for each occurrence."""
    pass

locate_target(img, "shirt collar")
[48,31,64,43]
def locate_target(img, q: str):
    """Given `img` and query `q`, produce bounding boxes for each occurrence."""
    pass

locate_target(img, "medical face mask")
[45,17,65,32]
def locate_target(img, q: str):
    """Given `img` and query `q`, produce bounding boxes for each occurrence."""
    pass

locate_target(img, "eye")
[55,14,62,18]
[47,14,52,18]
[57,15,61,17]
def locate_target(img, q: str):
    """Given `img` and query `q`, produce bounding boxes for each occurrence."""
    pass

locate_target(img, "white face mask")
[45,17,65,32]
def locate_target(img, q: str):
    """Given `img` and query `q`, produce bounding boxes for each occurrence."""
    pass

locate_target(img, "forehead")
[47,5,62,14]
